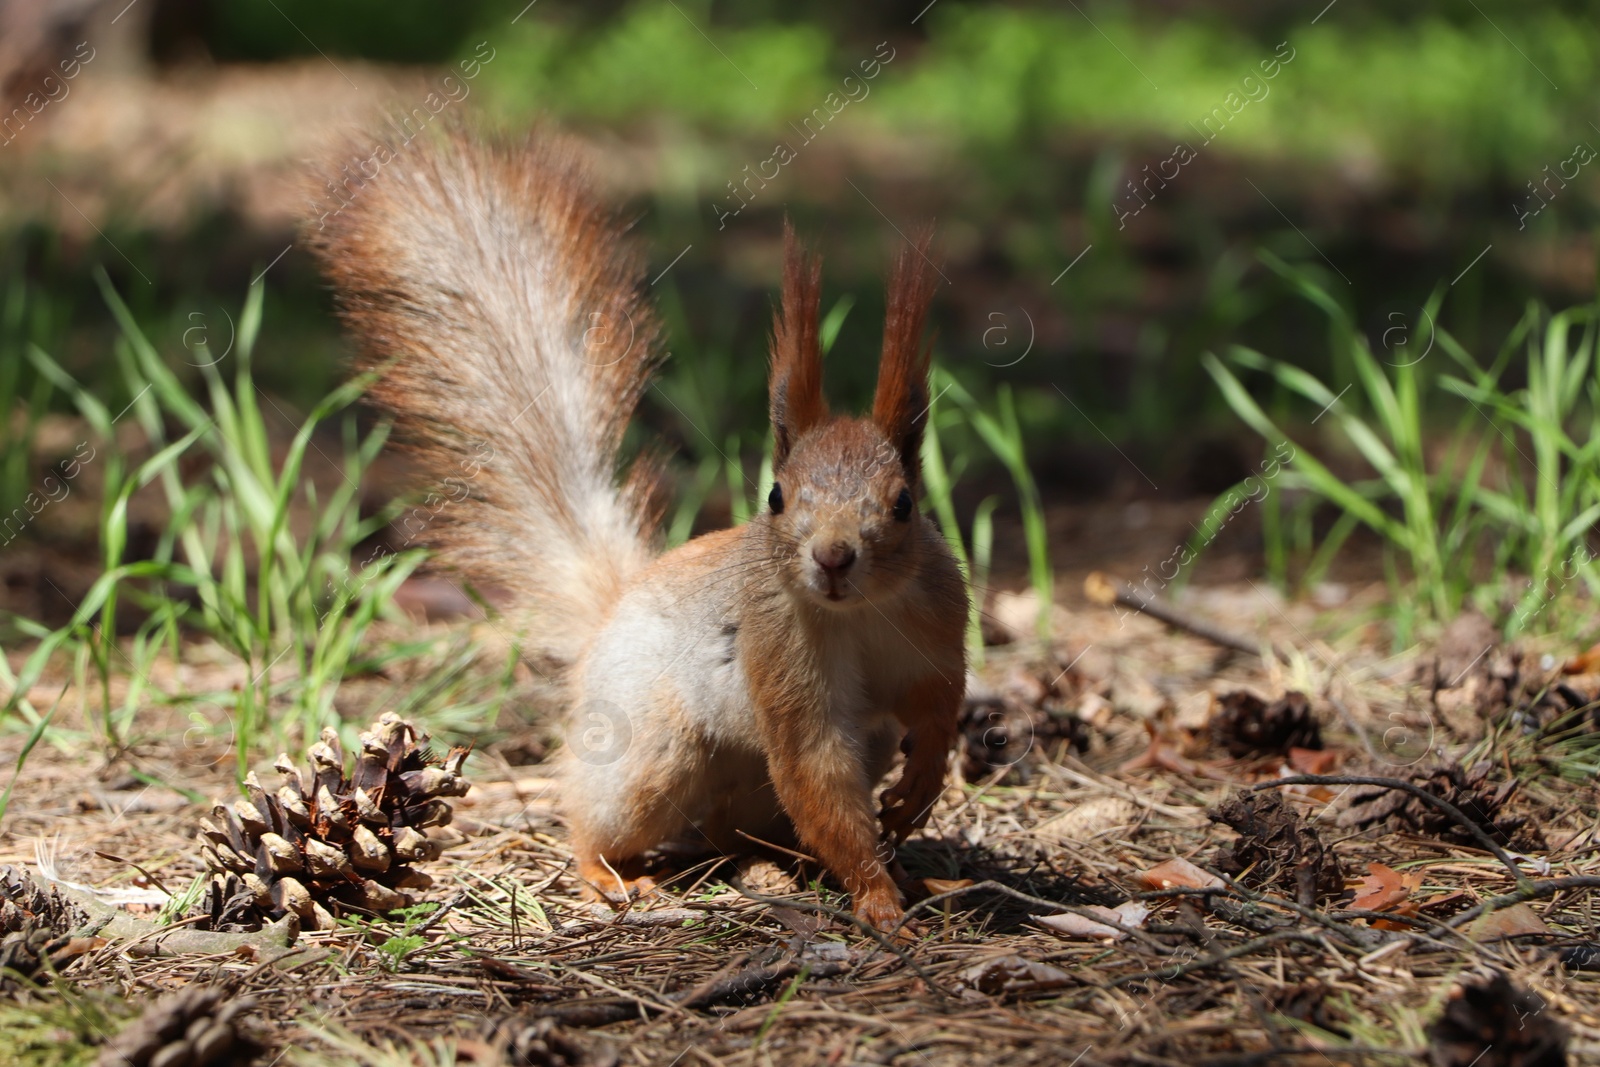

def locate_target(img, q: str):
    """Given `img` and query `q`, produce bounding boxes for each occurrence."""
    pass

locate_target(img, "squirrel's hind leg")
[569,790,688,902]
[564,717,709,904]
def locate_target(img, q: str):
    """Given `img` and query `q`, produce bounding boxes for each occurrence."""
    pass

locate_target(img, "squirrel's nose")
[812,541,857,574]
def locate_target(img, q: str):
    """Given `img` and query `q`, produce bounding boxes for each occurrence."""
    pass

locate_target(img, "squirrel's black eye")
[768,483,784,515]
[893,488,914,522]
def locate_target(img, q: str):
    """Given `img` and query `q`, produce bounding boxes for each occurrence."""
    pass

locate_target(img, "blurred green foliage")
[197,1,1600,191]
[460,3,1596,190]
[8,0,1597,547]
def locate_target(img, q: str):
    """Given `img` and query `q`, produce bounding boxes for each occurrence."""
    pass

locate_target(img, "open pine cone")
[1209,690,1322,757]
[95,986,257,1067]
[1427,971,1567,1067]
[198,713,470,931]
[0,864,102,986]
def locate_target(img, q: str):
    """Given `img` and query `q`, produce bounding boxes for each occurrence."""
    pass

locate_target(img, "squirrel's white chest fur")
[563,535,928,852]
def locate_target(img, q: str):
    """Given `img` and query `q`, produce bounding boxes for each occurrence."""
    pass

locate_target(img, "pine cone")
[1210,789,1345,907]
[472,1017,618,1067]
[0,864,101,985]
[1411,761,1543,850]
[1427,972,1567,1067]
[1209,690,1322,757]
[95,986,257,1067]
[198,713,470,931]
[1,864,90,936]
[1336,761,1544,851]
[959,665,1091,779]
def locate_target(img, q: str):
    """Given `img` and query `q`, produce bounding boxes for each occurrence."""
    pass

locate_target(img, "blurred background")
[2,0,1596,632]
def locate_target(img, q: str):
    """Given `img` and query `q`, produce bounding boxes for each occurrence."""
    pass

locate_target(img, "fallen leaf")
[1172,691,1213,732]
[1288,747,1342,775]
[1034,901,1149,941]
[767,905,826,937]
[1277,772,1336,802]
[1346,862,1428,930]
[477,955,543,982]
[1121,726,1202,777]
[1076,691,1113,730]
[1506,851,1553,877]
[1349,862,1418,913]
[1468,902,1551,941]
[959,954,1074,996]
[1370,904,1421,932]
[923,878,974,896]
[1136,857,1223,893]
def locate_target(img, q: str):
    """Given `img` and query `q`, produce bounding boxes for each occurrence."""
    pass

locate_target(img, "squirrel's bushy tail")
[308,128,661,672]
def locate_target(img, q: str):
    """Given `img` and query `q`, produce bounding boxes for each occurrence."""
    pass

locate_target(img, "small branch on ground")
[1445,875,1600,930]
[534,953,851,1028]
[1085,572,1290,662]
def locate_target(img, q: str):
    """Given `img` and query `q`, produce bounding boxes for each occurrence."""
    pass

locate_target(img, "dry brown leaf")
[1121,727,1203,777]
[1346,861,1426,930]
[959,954,1074,996]
[1280,747,1341,801]
[1348,862,1418,913]
[1076,691,1113,730]
[1136,857,1223,893]
[1288,747,1342,775]
[1034,901,1149,941]
[1173,691,1214,732]
[1468,902,1551,941]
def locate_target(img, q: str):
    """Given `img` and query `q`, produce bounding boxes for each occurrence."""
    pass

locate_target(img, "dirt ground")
[4,530,1600,1066]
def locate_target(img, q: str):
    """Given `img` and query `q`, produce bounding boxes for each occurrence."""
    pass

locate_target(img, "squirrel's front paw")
[852,884,912,938]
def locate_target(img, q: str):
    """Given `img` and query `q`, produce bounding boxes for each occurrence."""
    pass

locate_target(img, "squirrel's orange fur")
[308,127,968,930]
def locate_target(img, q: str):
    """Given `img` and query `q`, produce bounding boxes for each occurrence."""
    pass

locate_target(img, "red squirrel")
[309,128,968,930]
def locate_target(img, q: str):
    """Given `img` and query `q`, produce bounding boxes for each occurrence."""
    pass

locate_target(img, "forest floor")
[4,505,1600,1067]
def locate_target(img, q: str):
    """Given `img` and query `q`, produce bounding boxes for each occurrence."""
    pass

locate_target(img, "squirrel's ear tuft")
[769,218,826,471]
[871,227,939,484]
